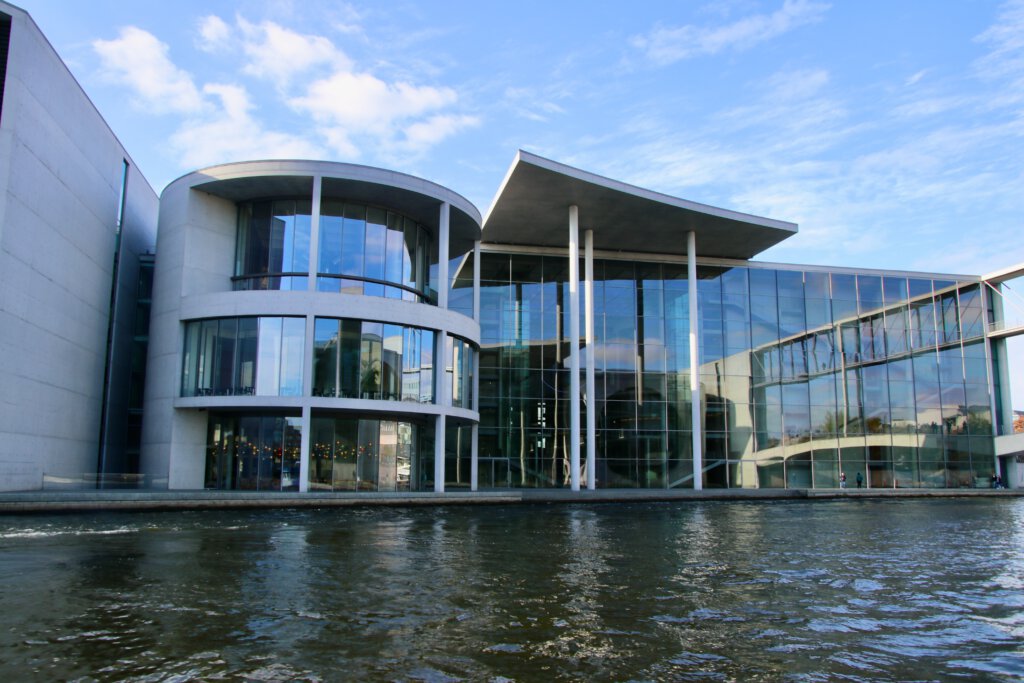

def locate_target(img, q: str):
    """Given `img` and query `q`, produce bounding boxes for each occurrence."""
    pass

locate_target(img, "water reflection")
[1,501,1023,680]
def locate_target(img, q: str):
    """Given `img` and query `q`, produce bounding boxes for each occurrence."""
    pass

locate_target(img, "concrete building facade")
[0,1,157,491]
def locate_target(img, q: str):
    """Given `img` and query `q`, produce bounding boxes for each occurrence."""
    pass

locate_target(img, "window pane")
[341,204,365,276]
[365,206,387,282]
[256,317,283,395]
[280,317,305,396]
[314,318,339,397]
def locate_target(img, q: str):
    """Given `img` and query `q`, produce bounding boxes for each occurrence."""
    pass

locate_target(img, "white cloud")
[93,26,205,114]
[292,71,473,158]
[196,15,232,53]
[171,83,321,169]
[238,18,350,83]
[631,0,829,65]
[95,15,477,166]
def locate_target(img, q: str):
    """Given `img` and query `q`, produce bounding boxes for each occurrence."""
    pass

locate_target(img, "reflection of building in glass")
[141,161,482,492]
[139,152,1020,493]
[2,0,1022,492]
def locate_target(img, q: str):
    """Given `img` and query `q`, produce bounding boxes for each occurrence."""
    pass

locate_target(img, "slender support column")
[434,331,449,492]
[569,206,581,491]
[438,202,450,309]
[585,229,596,489]
[471,341,480,491]
[298,405,311,492]
[434,415,446,493]
[688,231,703,491]
[299,312,316,493]
[471,423,479,491]
[307,175,322,292]
[473,240,481,322]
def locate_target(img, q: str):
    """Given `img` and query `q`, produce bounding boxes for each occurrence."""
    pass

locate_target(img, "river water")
[1,499,1022,681]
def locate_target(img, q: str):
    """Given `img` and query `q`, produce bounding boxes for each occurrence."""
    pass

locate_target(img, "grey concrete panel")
[0,4,158,490]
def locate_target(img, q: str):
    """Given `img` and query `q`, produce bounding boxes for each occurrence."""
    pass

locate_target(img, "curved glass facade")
[182,317,305,397]
[317,200,434,302]
[233,200,311,291]
[205,413,302,490]
[471,253,994,490]
[309,415,430,491]
[313,318,435,402]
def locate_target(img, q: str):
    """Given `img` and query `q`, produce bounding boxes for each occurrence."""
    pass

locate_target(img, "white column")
[473,240,481,322]
[434,415,446,493]
[471,339,480,491]
[569,206,581,491]
[299,308,316,493]
[688,231,703,491]
[438,202,450,309]
[434,330,449,492]
[471,423,479,491]
[585,229,596,490]
[307,175,322,292]
[298,405,311,492]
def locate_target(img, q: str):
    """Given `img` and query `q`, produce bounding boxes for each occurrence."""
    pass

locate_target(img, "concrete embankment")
[0,487,1020,514]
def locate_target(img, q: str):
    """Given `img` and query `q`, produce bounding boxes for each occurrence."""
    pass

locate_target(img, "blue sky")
[15,0,1024,402]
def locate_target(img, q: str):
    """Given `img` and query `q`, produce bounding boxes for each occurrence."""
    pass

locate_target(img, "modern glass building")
[140,161,481,492]
[139,152,1024,492]
[2,0,1020,494]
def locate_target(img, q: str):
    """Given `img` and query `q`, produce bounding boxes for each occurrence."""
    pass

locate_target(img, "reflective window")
[309,416,422,491]
[313,317,434,402]
[474,253,997,491]
[234,199,311,291]
[318,199,433,302]
[205,413,302,490]
[449,335,475,409]
[182,317,304,397]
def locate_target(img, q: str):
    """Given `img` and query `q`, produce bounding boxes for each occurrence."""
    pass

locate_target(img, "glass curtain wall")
[312,318,435,402]
[233,199,311,291]
[448,335,475,409]
[182,317,305,397]
[317,200,433,302]
[205,413,302,490]
[470,251,995,490]
[308,415,422,491]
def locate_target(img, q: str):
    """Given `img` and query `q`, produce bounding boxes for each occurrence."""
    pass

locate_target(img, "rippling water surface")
[1,499,1023,681]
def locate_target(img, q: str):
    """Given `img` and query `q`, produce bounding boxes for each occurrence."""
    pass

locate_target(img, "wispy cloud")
[631,0,830,65]
[171,84,321,169]
[503,87,567,122]
[93,27,205,114]
[975,0,1024,83]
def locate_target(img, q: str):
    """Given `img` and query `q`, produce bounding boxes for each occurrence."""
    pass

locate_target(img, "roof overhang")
[182,160,482,256]
[482,151,797,260]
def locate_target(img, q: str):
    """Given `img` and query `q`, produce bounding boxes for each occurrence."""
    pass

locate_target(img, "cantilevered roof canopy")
[482,151,797,260]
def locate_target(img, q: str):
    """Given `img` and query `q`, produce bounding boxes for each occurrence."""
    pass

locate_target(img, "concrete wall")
[0,3,158,490]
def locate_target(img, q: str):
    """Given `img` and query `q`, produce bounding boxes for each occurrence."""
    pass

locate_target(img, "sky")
[13,0,1024,407]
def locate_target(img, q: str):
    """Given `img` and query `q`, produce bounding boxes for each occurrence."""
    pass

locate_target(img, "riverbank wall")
[0,487,1020,514]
